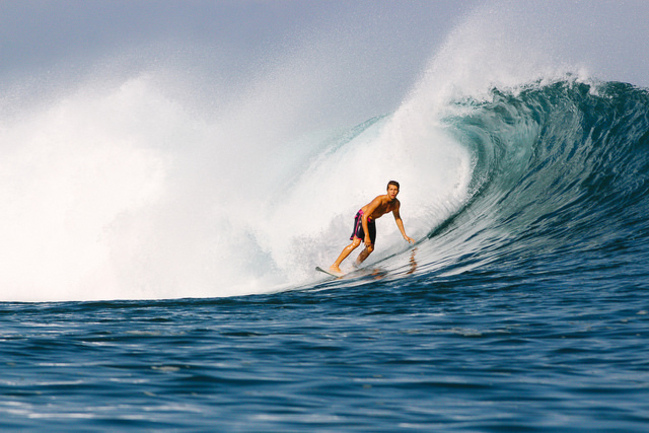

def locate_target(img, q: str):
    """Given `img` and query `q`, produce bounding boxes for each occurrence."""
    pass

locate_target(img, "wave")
[3,77,648,301]
[407,79,649,284]
[3,2,649,302]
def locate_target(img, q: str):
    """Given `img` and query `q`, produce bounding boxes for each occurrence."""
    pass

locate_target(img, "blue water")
[2,284,647,432]
[2,78,649,431]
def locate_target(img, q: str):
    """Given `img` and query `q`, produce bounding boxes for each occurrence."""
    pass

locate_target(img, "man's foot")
[329,265,344,276]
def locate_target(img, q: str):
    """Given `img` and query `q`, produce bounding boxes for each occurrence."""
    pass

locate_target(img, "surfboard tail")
[315,266,344,278]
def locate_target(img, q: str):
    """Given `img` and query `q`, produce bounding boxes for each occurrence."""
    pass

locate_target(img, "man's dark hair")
[387,180,400,190]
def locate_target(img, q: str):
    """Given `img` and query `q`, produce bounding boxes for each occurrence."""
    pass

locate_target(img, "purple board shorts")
[350,210,376,244]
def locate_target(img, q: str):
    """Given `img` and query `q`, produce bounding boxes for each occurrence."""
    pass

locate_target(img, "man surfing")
[328,180,414,275]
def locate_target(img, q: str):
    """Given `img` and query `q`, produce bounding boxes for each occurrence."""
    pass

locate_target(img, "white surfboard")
[315,266,344,278]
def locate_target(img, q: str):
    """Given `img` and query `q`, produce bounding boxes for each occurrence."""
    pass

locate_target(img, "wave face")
[404,79,649,291]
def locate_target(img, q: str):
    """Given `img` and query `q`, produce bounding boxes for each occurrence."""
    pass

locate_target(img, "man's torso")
[362,195,399,220]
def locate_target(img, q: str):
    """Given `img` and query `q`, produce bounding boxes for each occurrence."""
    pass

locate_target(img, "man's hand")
[364,236,372,247]
[404,236,415,244]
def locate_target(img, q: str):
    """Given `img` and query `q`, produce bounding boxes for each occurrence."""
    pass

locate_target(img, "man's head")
[387,180,400,200]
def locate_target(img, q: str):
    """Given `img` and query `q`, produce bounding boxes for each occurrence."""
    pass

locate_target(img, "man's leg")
[355,243,374,266]
[355,222,376,266]
[330,237,362,274]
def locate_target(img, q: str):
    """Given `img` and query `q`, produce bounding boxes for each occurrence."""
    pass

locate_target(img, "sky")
[2,0,648,116]
[0,1,478,118]
[0,1,475,68]
[1,0,648,121]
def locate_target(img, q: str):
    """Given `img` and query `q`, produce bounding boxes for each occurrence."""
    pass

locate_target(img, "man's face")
[387,185,399,200]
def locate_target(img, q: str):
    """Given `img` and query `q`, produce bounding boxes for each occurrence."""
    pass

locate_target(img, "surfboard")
[315,266,344,278]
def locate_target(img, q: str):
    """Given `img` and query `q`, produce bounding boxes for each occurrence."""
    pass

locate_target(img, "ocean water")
[2,2,649,432]
[3,77,649,433]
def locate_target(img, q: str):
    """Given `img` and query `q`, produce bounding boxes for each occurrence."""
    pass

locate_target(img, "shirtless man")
[329,180,415,275]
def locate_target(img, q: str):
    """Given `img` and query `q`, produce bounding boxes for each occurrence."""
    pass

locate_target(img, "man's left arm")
[393,205,415,244]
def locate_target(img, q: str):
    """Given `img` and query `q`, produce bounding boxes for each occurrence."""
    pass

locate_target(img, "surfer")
[329,180,414,275]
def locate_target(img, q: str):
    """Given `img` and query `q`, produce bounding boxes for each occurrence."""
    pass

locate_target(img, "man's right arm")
[393,205,414,244]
